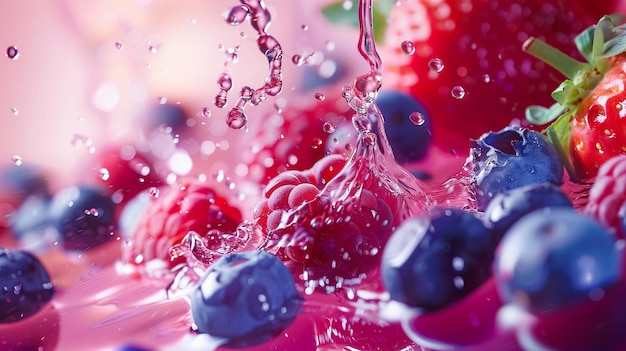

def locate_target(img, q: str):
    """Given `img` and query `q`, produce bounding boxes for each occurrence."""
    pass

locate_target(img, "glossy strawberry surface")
[380,0,612,153]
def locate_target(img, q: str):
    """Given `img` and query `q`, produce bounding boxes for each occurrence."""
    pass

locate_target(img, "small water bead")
[227,108,247,129]
[99,168,110,181]
[401,40,415,55]
[428,58,445,72]
[12,155,22,166]
[240,86,254,101]
[10,107,18,115]
[157,96,167,104]
[323,121,336,134]
[409,111,426,126]
[114,42,123,50]
[6,46,19,60]
[451,85,466,99]
[301,24,309,31]
[314,92,325,101]
[291,54,303,66]
[481,74,491,83]
[148,187,160,198]
[201,107,211,118]
[311,137,323,149]
[225,5,250,26]
[218,73,233,91]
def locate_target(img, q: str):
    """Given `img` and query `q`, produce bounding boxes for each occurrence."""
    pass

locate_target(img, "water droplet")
[409,112,426,126]
[6,46,19,60]
[115,42,123,50]
[12,155,22,166]
[323,121,336,134]
[240,86,254,101]
[311,137,323,149]
[314,92,325,101]
[428,58,444,72]
[301,24,309,31]
[148,187,160,198]
[202,107,211,117]
[401,40,415,55]
[225,5,249,25]
[10,107,19,115]
[481,74,491,83]
[99,168,110,181]
[157,96,167,104]
[227,108,247,129]
[451,85,466,99]
[292,54,303,66]
[218,73,233,91]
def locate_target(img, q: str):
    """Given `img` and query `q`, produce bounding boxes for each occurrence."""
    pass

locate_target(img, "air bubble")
[12,155,22,166]
[6,46,19,60]
[401,40,415,55]
[428,58,444,72]
[409,112,426,126]
[451,86,466,99]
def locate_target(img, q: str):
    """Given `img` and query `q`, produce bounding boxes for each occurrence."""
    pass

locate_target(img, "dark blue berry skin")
[0,249,54,323]
[0,164,50,201]
[469,125,564,211]
[494,208,622,313]
[49,186,117,251]
[381,208,495,311]
[140,103,188,135]
[372,90,432,164]
[483,182,573,244]
[115,345,152,351]
[191,250,302,348]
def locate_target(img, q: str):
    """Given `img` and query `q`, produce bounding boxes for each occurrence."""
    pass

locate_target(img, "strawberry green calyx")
[523,14,626,182]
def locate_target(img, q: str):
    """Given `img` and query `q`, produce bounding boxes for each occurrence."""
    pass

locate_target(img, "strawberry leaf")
[526,104,565,126]
[574,25,595,63]
[321,0,395,43]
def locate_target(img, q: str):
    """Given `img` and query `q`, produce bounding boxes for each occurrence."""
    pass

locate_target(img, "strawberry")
[244,96,353,184]
[524,15,626,181]
[323,0,615,154]
[124,178,243,268]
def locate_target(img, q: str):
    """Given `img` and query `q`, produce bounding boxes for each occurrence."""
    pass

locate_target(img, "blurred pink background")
[0,0,363,190]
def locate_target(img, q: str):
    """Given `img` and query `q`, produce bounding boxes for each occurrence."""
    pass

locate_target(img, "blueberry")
[483,183,573,244]
[10,195,55,249]
[381,208,495,311]
[49,185,117,250]
[494,208,622,313]
[191,250,302,348]
[469,125,563,211]
[0,249,54,323]
[0,164,50,202]
[115,345,152,351]
[371,90,432,164]
[140,103,188,135]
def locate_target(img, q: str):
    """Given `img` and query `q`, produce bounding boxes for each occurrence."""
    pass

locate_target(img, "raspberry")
[584,154,626,238]
[244,97,353,184]
[124,178,243,267]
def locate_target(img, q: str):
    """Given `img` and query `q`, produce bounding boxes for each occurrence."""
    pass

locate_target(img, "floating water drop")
[451,85,466,99]
[10,107,18,115]
[301,24,309,31]
[428,57,444,72]
[201,107,211,118]
[6,46,19,60]
[481,74,491,83]
[292,54,303,66]
[401,40,415,55]
[157,96,167,104]
[314,92,325,101]
[12,155,22,166]
[115,42,123,50]
[323,121,336,134]
[225,5,249,25]
[99,168,111,181]
[148,187,160,198]
[227,108,247,129]
[409,111,426,126]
